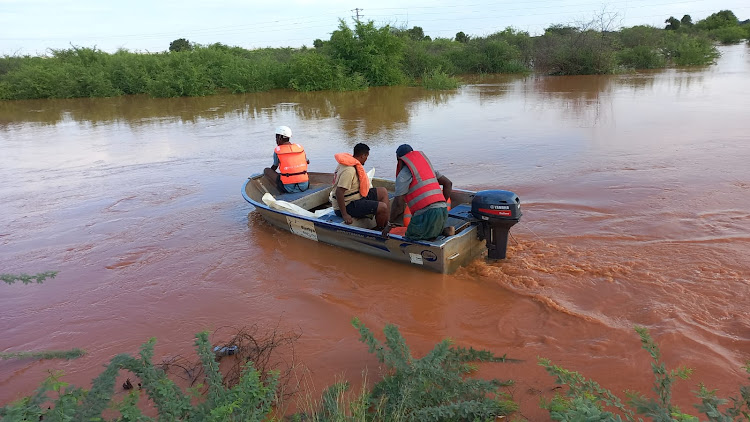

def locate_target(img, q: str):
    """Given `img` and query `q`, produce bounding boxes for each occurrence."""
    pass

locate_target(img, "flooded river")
[1,44,749,419]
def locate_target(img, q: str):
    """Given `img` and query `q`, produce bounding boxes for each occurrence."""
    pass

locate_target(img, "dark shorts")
[335,188,379,218]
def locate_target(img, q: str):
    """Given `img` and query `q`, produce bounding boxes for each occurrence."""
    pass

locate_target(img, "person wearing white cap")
[263,126,310,193]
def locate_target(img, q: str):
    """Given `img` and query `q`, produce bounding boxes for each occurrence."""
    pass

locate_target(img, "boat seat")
[446,204,473,234]
[318,211,376,229]
[277,184,330,203]
[445,216,472,234]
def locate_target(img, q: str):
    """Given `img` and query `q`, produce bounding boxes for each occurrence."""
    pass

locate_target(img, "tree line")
[0,10,747,100]
[664,10,748,44]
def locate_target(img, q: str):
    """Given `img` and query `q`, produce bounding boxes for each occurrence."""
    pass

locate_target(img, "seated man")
[330,143,390,228]
[382,144,454,240]
[263,125,310,193]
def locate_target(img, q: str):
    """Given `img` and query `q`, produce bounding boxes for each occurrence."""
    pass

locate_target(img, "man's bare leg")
[375,187,390,216]
[374,202,389,229]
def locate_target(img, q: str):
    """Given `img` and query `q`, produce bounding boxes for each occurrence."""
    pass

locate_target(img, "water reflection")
[0,86,459,140]
[0,45,742,138]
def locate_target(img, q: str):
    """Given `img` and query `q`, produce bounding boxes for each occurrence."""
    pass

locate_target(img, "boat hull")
[242,173,487,274]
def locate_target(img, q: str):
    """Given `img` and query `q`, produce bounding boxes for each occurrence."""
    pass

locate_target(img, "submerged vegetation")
[421,68,461,90]
[1,271,57,285]
[0,9,747,100]
[0,349,85,361]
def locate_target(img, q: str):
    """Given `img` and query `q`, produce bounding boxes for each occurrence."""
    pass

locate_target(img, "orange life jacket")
[333,153,370,198]
[275,143,308,185]
[399,151,445,213]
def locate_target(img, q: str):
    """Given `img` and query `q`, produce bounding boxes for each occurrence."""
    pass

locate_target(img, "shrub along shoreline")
[0,11,748,100]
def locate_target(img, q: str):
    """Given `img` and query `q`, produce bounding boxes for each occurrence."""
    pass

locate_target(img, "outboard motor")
[471,190,522,259]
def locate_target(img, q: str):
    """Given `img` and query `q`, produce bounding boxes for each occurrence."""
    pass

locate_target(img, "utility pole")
[352,8,363,23]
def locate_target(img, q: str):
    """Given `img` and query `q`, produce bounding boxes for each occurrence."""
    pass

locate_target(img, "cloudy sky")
[1,0,748,55]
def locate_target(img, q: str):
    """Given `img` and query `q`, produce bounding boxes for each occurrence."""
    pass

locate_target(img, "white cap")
[275,126,292,138]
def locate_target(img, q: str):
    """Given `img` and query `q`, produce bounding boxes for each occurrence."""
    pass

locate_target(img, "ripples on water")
[1,45,749,419]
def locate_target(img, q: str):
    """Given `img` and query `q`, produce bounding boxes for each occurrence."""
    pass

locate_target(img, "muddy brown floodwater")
[1,44,749,420]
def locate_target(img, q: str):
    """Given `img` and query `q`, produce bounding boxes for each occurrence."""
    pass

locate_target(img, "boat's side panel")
[255,207,457,273]
[442,226,486,273]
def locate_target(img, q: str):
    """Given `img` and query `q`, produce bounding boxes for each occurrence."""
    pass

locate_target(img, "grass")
[421,68,461,90]
[0,349,85,361]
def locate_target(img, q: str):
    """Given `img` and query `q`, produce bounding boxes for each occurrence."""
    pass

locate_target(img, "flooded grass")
[421,69,461,90]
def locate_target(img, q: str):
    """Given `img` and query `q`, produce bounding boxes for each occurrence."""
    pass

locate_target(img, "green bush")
[662,33,720,66]
[473,39,527,73]
[328,20,406,86]
[710,25,747,44]
[169,38,193,52]
[0,55,26,77]
[0,59,58,99]
[618,25,664,48]
[439,31,529,74]
[146,51,215,97]
[401,40,446,80]
[534,28,618,75]
[485,27,534,68]
[350,318,518,421]
[421,68,460,90]
[617,46,667,69]
[288,51,366,91]
[695,10,739,31]
[108,51,152,95]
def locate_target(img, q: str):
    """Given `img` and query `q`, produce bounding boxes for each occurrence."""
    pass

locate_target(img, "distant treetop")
[169,38,193,52]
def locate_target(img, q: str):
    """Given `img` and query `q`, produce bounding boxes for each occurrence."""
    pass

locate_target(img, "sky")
[1,0,748,56]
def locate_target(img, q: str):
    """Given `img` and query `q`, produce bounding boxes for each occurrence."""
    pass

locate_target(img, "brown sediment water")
[1,44,748,419]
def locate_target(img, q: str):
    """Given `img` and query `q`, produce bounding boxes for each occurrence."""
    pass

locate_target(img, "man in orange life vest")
[330,143,390,228]
[382,144,453,240]
[263,126,310,193]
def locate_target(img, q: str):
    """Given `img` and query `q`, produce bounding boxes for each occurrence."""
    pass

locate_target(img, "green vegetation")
[2,271,57,285]
[421,68,460,90]
[0,319,518,421]
[662,33,721,66]
[540,326,750,421]
[2,271,86,365]
[349,317,517,421]
[169,38,194,53]
[3,315,750,421]
[0,349,85,361]
[1,8,745,100]
[0,333,278,421]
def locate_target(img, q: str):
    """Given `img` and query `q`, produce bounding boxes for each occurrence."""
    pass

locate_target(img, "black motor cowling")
[471,190,522,259]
